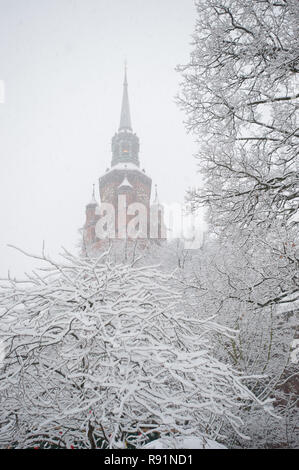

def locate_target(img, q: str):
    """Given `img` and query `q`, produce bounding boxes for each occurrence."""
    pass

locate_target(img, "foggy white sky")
[0,0,200,277]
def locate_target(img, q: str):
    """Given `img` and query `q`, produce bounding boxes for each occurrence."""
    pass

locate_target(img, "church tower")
[83,67,165,254]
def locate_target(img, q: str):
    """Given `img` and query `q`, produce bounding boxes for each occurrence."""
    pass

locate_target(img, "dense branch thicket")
[0,248,266,449]
[179,0,298,233]
[178,0,298,447]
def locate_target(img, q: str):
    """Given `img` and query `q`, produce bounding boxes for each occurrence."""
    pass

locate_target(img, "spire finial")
[90,183,97,204]
[154,184,159,204]
[87,183,97,207]
[119,62,132,131]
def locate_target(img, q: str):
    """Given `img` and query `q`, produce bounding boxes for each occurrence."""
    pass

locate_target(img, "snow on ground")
[143,436,227,449]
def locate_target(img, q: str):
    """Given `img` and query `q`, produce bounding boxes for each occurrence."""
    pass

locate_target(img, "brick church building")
[83,68,165,255]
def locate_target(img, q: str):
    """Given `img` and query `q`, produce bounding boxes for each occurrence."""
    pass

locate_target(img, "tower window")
[121,142,130,154]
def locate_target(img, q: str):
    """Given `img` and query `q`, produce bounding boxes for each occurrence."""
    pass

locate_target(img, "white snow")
[143,436,227,449]
[118,176,133,189]
[106,162,143,173]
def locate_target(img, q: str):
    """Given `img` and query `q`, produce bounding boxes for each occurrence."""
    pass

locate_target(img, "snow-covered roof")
[106,162,142,173]
[87,195,98,206]
[118,176,133,189]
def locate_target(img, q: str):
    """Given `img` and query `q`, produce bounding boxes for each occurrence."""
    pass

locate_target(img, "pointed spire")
[119,62,132,131]
[87,184,97,206]
[153,184,160,204]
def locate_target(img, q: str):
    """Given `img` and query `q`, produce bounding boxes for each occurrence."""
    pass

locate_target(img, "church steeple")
[82,65,166,254]
[119,64,132,131]
[111,65,140,167]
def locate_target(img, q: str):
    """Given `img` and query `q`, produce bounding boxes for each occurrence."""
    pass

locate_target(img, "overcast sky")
[0,0,200,277]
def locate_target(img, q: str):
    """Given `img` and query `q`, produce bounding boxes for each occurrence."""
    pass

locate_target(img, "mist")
[0,0,199,277]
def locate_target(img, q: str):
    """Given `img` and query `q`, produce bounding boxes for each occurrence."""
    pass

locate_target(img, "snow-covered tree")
[0,247,267,449]
[179,0,298,235]
[176,238,298,448]
[177,1,298,446]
